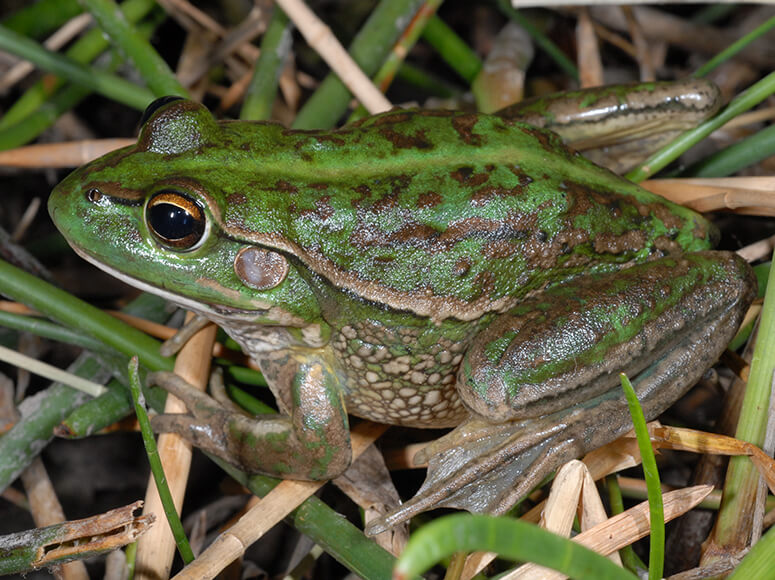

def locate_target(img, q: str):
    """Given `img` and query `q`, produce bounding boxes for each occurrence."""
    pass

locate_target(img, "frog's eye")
[146,191,206,250]
[139,95,185,127]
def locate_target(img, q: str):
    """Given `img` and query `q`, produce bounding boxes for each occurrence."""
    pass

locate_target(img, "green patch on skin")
[270,462,293,475]
[304,439,339,481]
[483,335,513,366]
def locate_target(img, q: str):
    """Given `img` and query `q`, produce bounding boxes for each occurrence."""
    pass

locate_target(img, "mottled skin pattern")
[48,94,755,530]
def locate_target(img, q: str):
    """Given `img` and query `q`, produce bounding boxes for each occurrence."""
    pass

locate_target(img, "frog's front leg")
[151,350,351,481]
[368,251,755,534]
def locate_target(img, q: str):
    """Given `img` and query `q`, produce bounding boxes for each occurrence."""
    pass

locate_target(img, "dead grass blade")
[170,420,388,580]
[274,0,391,114]
[0,139,134,168]
[135,316,217,580]
[651,425,775,495]
[0,501,153,574]
[641,177,775,216]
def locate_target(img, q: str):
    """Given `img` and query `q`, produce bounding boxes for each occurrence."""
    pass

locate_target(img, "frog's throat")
[68,244,271,319]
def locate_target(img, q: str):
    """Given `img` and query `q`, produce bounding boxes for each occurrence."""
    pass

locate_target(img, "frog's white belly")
[330,321,470,428]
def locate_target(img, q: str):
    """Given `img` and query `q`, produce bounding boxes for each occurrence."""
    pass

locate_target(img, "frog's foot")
[365,414,580,535]
[149,371,249,464]
[149,370,351,481]
[368,375,660,535]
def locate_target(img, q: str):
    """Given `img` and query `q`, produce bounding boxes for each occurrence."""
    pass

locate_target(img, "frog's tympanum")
[49,81,756,534]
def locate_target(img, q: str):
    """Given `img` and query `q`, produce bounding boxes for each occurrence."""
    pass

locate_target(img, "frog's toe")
[148,371,225,419]
[151,412,236,464]
[149,371,245,464]
[365,416,576,536]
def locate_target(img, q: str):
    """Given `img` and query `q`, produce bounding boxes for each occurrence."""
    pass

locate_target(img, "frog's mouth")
[68,244,270,320]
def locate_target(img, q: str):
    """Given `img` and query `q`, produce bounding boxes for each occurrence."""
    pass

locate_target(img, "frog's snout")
[47,184,65,226]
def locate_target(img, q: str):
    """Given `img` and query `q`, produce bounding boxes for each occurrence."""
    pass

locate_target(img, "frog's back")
[103,102,716,322]
[213,109,715,321]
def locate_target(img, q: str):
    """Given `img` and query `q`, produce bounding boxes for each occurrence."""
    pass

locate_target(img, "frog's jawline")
[69,244,261,318]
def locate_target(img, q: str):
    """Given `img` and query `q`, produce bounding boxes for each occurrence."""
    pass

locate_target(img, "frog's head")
[48,97,321,327]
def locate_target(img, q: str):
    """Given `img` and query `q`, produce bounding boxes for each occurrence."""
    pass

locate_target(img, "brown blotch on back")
[369,192,399,214]
[450,166,474,183]
[379,127,434,150]
[650,201,695,232]
[450,167,490,187]
[509,167,534,187]
[417,191,443,209]
[522,125,564,155]
[453,257,472,277]
[275,180,298,194]
[482,239,521,260]
[451,114,482,146]
[314,134,346,147]
[314,196,335,220]
[350,220,440,250]
[364,111,413,126]
[562,181,623,219]
[391,222,440,246]
[593,230,649,255]
[226,193,247,205]
[440,216,502,244]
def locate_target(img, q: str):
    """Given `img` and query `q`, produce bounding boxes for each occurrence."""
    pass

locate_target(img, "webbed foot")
[366,411,583,535]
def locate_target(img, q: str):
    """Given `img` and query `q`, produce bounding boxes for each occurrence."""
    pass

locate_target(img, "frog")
[47,80,755,534]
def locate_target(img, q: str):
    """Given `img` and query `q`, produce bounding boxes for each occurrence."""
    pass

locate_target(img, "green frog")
[48,79,755,534]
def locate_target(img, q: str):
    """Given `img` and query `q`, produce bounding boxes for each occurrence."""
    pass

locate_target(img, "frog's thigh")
[458,251,755,423]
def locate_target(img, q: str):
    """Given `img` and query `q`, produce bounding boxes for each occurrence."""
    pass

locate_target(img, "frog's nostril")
[86,188,103,203]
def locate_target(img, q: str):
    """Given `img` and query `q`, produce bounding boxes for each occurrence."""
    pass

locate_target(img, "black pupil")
[139,95,185,126]
[149,203,195,240]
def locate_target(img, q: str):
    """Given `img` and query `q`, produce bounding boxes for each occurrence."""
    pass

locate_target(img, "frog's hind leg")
[366,251,755,535]
[459,251,755,425]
